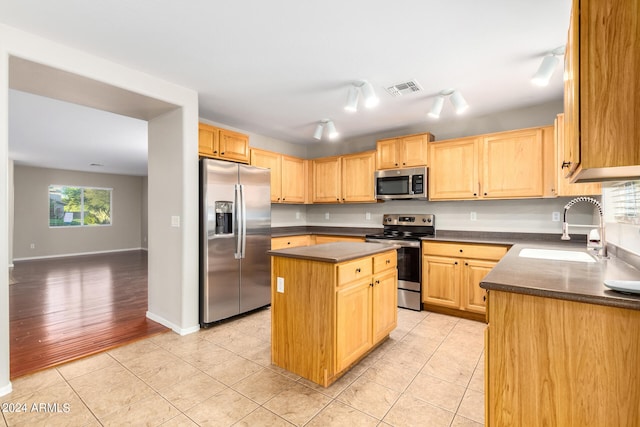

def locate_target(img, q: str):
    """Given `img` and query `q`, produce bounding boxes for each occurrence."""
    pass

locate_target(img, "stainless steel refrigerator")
[199,158,271,326]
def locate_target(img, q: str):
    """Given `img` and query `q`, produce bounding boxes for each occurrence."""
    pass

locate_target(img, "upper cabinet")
[429,128,544,200]
[562,0,640,182]
[250,148,307,204]
[376,132,434,170]
[198,123,249,164]
[312,151,376,203]
[552,114,601,196]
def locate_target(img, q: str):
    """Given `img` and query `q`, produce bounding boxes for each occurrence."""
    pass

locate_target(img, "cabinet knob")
[473,193,477,196]
[561,161,572,169]
[395,163,398,166]
[221,152,225,155]
[282,198,285,201]
[336,198,340,201]
[484,193,488,196]
[356,268,361,273]
[370,282,374,287]
[465,262,469,266]
[483,295,487,302]
[375,280,380,285]
[459,249,463,253]
[213,151,218,154]
[386,259,390,264]
[454,261,458,265]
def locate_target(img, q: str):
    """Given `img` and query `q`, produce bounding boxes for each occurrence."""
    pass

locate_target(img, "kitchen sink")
[518,248,596,263]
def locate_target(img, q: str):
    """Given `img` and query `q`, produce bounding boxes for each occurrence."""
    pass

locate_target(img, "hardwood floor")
[9,250,169,379]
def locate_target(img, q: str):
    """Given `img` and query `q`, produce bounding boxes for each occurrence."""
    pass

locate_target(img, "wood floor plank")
[9,250,169,379]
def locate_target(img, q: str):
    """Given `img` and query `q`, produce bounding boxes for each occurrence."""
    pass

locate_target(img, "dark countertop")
[480,242,640,310]
[268,242,398,263]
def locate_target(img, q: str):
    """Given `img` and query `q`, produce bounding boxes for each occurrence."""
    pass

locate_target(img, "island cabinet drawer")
[373,251,397,273]
[422,241,508,261]
[271,235,311,250]
[337,258,373,286]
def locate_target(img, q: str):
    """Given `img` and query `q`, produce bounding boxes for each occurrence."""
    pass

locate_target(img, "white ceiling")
[2,0,571,176]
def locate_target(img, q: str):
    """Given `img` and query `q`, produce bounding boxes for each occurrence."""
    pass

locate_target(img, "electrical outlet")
[470,212,477,221]
[552,212,561,221]
[325,212,330,220]
[277,277,285,293]
[295,211,300,220]
[366,212,371,220]
[30,243,35,249]
[171,215,180,227]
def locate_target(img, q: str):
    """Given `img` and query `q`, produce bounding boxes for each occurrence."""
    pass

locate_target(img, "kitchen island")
[481,243,640,426]
[268,242,398,387]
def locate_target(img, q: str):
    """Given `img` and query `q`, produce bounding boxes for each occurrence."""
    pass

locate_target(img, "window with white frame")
[49,185,112,227]
[608,180,640,225]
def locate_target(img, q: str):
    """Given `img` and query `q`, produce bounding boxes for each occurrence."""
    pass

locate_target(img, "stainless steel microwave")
[374,166,428,200]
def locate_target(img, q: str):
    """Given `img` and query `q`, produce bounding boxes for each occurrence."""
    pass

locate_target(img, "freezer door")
[200,159,240,323]
[238,164,271,312]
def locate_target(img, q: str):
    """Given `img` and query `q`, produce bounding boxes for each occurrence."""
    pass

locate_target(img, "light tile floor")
[0,308,485,426]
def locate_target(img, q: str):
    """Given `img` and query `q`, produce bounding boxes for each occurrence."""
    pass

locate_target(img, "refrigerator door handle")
[239,184,247,258]
[234,184,242,259]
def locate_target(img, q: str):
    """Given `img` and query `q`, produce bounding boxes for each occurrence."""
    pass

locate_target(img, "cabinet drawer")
[423,241,508,261]
[271,235,310,250]
[338,258,373,286]
[373,250,397,274]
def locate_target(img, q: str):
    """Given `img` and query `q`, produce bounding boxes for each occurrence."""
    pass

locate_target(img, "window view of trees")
[49,185,112,227]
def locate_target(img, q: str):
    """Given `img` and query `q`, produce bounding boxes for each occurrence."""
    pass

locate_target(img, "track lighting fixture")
[344,80,379,112]
[427,89,469,119]
[313,119,339,141]
[532,46,565,87]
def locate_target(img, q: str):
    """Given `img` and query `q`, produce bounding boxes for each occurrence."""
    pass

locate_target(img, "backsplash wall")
[273,197,597,235]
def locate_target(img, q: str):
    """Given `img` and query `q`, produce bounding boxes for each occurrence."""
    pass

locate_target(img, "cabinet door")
[218,129,249,163]
[271,235,310,250]
[562,0,580,177]
[372,269,398,344]
[376,138,400,169]
[198,124,218,157]
[313,157,341,203]
[429,138,479,200]
[341,151,376,202]
[461,259,496,314]
[482,129,543,198]
[555,114,601,196]
[401,134,430,167]
[251,149,282,202]
[422,255,460,308]
[281,156,306,203]
[336,279,373,372]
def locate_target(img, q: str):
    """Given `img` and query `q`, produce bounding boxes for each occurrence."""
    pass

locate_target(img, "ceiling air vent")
[385,79,423,97]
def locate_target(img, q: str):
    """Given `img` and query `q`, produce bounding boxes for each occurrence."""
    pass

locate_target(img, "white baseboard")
[0,381,12,397]
[146,311,199,336]
[12,247,145,262]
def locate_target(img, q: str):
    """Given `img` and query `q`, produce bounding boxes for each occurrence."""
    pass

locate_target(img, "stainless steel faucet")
[561,196,607,258]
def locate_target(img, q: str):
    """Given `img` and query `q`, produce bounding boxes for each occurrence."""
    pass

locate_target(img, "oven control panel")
[382,213,434,226]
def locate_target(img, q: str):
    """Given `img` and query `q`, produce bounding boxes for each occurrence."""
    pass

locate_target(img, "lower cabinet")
[422,242,508,316]
[271,249,397,387]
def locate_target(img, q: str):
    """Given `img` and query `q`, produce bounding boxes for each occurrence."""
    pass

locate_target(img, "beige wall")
[13,165,144,259]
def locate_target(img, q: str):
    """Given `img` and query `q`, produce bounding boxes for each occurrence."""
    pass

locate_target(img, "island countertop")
[480,242,640,310]
[267,241,398,263]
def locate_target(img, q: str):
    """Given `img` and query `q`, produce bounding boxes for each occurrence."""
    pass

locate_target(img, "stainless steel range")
[365,214,435,311]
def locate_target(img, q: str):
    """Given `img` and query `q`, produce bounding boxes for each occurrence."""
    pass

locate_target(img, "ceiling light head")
[450,90,469,114]
[313,122,324,140]
[532,55,560,87]
[360,80,379,108]
[344,86,359,112]
[326,120,339,140]
[428,95,445,119]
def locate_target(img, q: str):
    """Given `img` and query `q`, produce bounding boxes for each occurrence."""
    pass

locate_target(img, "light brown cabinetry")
[271,249,397,387]
[312,151,376,203]
[314,235,365,244]
[562,0,640,182]
[251,148,308,203]
[376,132,434,169]
[422,242,508,316]
[486,290,640,426]
[429,128,544,200]
[551,114,601,196]
[271,235,312,250]
[198,123,250,163]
